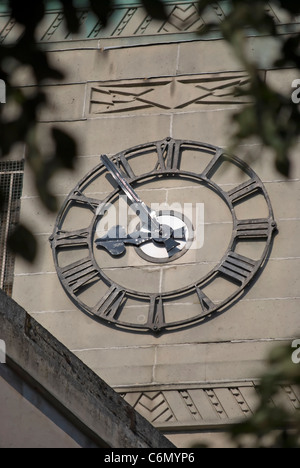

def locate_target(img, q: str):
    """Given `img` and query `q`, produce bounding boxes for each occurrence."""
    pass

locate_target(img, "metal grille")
[0,160,24,295]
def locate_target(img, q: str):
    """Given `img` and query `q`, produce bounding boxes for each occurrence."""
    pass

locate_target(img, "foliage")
[230,344,300,448]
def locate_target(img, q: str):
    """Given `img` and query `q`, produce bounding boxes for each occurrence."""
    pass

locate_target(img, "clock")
[50,137,277,333]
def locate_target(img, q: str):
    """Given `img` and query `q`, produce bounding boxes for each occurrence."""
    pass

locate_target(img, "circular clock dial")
[50,138,277,333]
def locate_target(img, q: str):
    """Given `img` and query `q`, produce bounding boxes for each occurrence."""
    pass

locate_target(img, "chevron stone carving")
[0,1,296,45]
[123,391,176,424]
[121,383,300,428]
[157,4,205,34]
[88,73,250,116]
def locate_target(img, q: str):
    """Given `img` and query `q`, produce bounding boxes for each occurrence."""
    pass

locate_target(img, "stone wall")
[7,4,300,448]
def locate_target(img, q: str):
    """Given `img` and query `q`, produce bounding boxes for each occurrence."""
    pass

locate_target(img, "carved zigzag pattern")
[124,392,176,423]
[122,384,300,427]
[0,2,291,44]
[160,4,205,33]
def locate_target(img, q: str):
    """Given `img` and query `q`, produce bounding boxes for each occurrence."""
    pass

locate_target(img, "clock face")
[50,138,277,333]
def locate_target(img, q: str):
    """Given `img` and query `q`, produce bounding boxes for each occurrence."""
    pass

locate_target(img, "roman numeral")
[69,190,100,213]
[53,229,90,248]
[201,149,224,178]
[195,286,215,314]
[235,219,270,239]
[148,296,165,332]
[156,139,181,171]
[218,252,257,285]
[61,257,99,294]
[115,153,136,181]
[227,179,261,204]
[93,286,126,321]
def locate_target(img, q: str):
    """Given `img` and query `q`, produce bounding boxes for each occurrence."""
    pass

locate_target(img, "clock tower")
[8,0,300,447]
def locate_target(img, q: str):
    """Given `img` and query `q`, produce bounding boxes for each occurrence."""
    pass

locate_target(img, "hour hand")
[95,226,149,256]
[95,226,185,257]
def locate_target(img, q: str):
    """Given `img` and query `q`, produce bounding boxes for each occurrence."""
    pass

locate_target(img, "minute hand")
[101,154,160,231]
[101,155,179,252]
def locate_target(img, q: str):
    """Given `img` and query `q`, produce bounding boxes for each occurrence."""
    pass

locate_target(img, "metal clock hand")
[101,155,159,232]
[100,155,180,253]
[95,225,185,256]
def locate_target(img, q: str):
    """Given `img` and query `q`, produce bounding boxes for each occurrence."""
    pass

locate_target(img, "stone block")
[154,341,285,384]
[205,341,282,381]
[20,196,69,235]
[47,48,94,84]
[270,219,300,259]
[31,308,119,351]
[36,114,172,158]
[37,83,86,122]
[246,258,300,300]
[234,192,270,220]
[266,68,299,97]
[95,44,179,81]
[246,36,282,69]
[14,234,55,275]
[22,155,104,198]
[81,115,172,157]
[35,121,85,158]
[265,181,300,220]
[177,41,241,75]
[13,273,74,313]
[155,343,207,383]
[48,44,179,84]
[160,221,232,267]
[73,346,155,387]
[168,297,299,345]
[235,142,300,182]
[167,184,233,224]
[172,109,236,148]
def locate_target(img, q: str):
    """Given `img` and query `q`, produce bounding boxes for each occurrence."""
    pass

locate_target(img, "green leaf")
[9,0,45,31]
[89,0,113,27]
[8,225,38,263]
[60,0,81,34]
[140,0,168,21]
[52,127,78,170]
[275,36,300,70]
[275,154,290,178]
[12,36,64,81]
[277,0,300,15]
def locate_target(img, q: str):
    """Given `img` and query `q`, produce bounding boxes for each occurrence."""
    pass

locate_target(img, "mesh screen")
[0,160,24,296]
